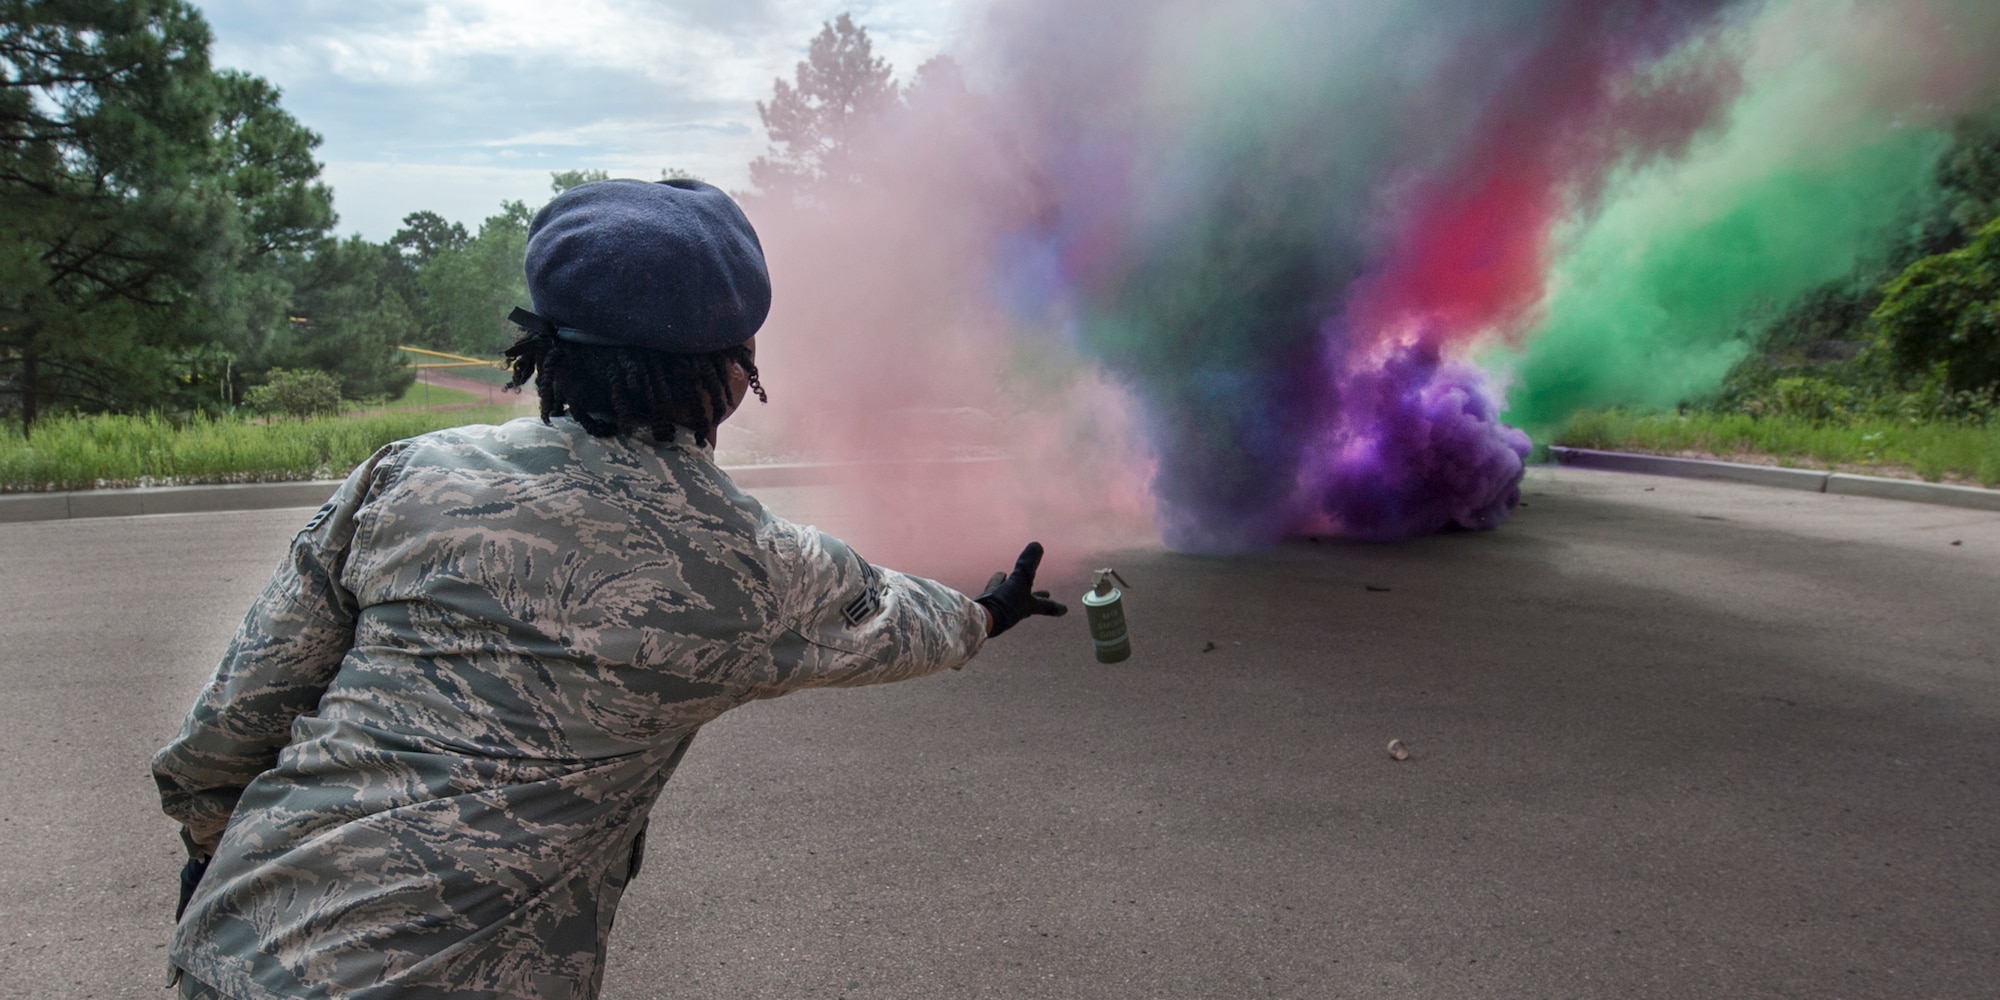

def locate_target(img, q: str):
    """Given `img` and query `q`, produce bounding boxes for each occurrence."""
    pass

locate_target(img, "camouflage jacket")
[152,417,987,1000]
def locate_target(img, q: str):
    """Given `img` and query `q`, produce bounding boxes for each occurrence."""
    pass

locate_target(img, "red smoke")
[1346,1,1744,352]
[729,83,1154,585]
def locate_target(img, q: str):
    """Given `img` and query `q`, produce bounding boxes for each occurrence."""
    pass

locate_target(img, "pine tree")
[750,13,897,202]
[0,0,228,434]
[0,0,346,433]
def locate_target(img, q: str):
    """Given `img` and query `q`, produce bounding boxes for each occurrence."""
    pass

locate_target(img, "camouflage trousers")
[173,970,228,1000]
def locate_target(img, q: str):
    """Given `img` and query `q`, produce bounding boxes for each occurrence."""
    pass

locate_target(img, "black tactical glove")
[177,856,209,921]
[975,542,1069,637]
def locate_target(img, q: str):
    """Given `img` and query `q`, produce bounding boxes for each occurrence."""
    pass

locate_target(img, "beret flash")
[520,178,771,353]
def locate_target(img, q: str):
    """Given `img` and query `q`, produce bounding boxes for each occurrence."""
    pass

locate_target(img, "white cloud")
[219,0,965,98]
[477,116,750,151]
[196,0,972,238]
[316,1,714,86]
[321,162,548,239]
[324,144,766,239]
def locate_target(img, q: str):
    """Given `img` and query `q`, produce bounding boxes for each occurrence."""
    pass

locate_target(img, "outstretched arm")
[754,520,988,695]
[752,522,1070,697]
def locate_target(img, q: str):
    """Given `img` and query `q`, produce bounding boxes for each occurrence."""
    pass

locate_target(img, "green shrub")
[1873,217,2000,396]
[1745,376,1857,425]
[244,368,345,420]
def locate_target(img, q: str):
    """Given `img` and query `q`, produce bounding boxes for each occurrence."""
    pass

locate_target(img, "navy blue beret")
[522,178,771,353]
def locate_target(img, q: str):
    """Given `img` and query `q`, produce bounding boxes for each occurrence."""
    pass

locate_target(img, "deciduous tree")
[412,201,533,356]
[265,236,418,401]
[549,168,608,194]
[390,210,470,267]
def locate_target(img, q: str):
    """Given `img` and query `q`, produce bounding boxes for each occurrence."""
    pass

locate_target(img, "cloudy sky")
[196,0,974,240]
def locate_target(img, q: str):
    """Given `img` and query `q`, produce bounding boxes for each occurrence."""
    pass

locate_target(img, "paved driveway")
[1,467,1995,999]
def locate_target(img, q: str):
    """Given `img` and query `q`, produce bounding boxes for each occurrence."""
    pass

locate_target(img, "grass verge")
[380,381,485,410]
[0,407,524,492]
[1552,410,2000,487]
[430,364,516,388]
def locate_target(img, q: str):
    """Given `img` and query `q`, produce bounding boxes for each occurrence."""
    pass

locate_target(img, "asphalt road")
[1,466,1995,1000]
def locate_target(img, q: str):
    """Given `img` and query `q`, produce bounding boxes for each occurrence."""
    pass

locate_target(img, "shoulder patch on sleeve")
[302,499,337,532]
[840,559,885,628]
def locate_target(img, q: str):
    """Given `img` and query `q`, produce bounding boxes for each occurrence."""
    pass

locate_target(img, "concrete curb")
[0,457,1013,525]
[1548,446,2000,513]
[1824,472,2000,510]
[1547,448,1831,493]
[0,480,346,524]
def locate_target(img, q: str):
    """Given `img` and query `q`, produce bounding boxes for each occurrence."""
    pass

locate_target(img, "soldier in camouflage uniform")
[153,179,1067,1000]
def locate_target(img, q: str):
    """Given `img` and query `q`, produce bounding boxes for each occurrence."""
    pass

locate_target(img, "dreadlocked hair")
[502,332,766,447]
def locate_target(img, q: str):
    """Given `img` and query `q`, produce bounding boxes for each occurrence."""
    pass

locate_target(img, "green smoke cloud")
[1502,132,1944,432]
[1497,0,1982,434]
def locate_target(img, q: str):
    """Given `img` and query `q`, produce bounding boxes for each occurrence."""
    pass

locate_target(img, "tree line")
[3,0,398,435]
[0,2,676,436]
[0,3,951,436]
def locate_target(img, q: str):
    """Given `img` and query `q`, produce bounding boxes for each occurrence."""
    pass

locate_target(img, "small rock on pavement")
[1387,739,1410,761]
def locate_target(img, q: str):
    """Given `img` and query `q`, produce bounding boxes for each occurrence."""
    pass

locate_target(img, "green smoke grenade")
[1081,569,1132,663]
